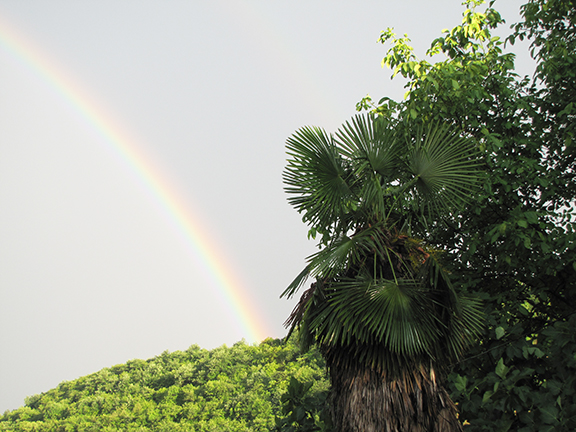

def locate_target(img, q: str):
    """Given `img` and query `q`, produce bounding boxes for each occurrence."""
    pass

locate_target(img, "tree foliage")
[0,339,328,432]
[282,80,484,430]
[274,376,331,432]
[356,0,576,429]
[283,114,483,367]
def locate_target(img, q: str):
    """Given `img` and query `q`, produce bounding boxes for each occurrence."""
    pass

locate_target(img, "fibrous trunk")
[326,350,463,432]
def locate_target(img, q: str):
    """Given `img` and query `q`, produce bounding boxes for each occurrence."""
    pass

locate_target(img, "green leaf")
[539,405,559,425]
[495,326,505,339]
[482,390,493,404]
[495,358,508,379]
[524,211,538,224]
[517,219,528,228]
[454,374,468,392]
[284,125,355,236]
[407,122,481,218]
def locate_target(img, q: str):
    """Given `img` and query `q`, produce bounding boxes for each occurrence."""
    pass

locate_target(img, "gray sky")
[0,0,529,412]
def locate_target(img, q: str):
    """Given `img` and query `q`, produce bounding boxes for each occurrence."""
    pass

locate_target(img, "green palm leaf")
[337,115,400,178]
[284,126,356,235]
[406,123,481,217]
[336,116,401,220]
[313,277,439,356]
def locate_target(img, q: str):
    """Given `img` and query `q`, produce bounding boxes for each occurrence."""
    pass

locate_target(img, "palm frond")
[281,265,312,299]
[301,250,482,364]
[309,276,440,357]
[284,126,356,235]
[305,233,365,279]
[405,123,481,217]
[336,115,402,220]
[337,115,399,178]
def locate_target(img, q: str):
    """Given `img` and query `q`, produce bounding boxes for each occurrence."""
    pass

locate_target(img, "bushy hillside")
[0,338,328,432]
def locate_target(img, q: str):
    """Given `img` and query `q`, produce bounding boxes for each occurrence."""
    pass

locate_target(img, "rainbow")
[0,14,269,343]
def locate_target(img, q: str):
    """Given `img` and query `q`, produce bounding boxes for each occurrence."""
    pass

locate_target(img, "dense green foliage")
[274,377,331,432]
[282,114,484,429]
[282,116,483,363]
[357,0,576,430]
[0,339,328,432]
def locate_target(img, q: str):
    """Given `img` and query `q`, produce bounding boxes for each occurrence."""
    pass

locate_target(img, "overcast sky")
[0,0,530,412]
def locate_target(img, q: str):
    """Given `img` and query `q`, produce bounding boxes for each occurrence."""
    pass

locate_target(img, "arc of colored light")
[0,17,269,344]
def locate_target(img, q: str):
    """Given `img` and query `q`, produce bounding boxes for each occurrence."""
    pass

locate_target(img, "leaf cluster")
[274,377,331,432]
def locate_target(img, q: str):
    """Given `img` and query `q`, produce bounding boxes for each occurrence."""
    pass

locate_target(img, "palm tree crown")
[282,114,482,381]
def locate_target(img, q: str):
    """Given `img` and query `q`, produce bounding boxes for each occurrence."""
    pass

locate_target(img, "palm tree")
[282,114,483,432]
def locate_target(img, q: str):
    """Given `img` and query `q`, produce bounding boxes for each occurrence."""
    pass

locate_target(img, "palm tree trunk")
[326,350,463,432]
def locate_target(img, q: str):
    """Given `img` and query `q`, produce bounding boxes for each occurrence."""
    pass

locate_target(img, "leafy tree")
[275,376,331,432]
[282,115,483,430]
[0,338,329,432]
[361,0,576,429]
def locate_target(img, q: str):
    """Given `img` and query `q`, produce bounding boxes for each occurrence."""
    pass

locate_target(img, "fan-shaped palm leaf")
[405,123,481,218]
[337,115,400,178]
[284,126,356,236]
